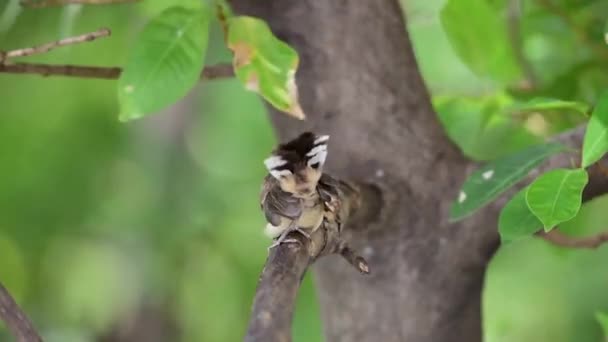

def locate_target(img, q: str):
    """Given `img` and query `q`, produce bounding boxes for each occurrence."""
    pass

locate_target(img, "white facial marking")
[306,144,327,157]
[314,135,330,144]
[458,191,467,203]
[306,142,328,167]
[482,170,494,180]
[270,169,292,179]
[307,150,327,167]
[264,155,287,171]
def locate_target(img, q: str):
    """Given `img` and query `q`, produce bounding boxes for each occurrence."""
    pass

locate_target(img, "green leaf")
[509,97,589,116]
[227,16,304,119]
[450,143,565,221]
[138,0,202,17]
[435,95,541,161]
[596,312,608,340]
[582,92,608,168]
[118,6,210,121]
[498,188,542,242]
[440,0,522,84]
[525,168,588,231]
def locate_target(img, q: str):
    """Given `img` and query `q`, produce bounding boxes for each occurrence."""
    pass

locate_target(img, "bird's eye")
[310,162,320,169]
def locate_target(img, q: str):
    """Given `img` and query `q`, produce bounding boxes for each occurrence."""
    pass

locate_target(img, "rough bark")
[230,1,493,341]
[230,1,608,341]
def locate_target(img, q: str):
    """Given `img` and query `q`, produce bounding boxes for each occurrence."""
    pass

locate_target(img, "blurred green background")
[1,0,608,341]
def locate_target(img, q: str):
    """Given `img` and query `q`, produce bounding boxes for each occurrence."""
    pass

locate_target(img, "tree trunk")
[230,1,502,341]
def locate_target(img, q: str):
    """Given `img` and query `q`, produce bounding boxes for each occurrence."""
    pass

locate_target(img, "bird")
[260,132,336,249]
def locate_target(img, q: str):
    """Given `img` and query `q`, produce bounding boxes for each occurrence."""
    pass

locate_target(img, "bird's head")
[264,132,329,198]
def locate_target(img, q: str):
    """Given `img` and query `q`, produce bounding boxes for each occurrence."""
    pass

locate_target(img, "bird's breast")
[297,202,324,231]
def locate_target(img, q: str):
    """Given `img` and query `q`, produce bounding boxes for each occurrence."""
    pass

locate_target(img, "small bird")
[260,132,334,248]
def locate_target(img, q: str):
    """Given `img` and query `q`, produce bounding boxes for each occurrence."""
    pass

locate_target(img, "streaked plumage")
[260,132,333,246]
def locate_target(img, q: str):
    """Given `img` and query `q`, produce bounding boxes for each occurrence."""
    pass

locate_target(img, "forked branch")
[245,180,373,342]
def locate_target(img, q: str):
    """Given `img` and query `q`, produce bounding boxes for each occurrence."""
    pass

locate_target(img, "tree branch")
[538,229,608,249]
[0,282,43,342]
[1,28,110,62]
[20,0,138,8]
[245,238,311,342]
[228,0,608,340]
[0,62,234,79]
[246,180,374,342]
[0,27,234,80]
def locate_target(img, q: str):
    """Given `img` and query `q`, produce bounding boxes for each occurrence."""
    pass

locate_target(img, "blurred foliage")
[0,0,608,342]
[406,0,608,341]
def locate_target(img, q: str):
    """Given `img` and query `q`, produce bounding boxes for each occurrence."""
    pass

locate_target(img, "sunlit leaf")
[227,16,304,119]
[440,0,522,84]
[118,6,210,121]
[525,168,588,231]
[450,143,565,221]
[582,91,608,168]
[498,188,542,242]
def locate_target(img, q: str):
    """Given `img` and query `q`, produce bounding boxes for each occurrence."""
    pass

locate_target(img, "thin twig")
[0,62,234,79]
[216,3,229,42]
[0,282,43,342]
[20,0,138,8]
[538,229,608,249]
[1,28,110,61]
[338,245,370,274]
[246,178,371,342]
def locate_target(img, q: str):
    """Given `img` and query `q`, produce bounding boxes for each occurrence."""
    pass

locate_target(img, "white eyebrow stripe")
[307,150,327,166]
[306,144,327,157]
[264,155,287,170]
[270,169,292,179]
[314,135,330,144]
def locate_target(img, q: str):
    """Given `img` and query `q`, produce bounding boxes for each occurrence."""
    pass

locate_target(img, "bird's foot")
[267,237,300,250]
[267,226,310,250]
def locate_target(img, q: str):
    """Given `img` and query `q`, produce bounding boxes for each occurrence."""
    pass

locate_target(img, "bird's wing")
[318,173,354,231]
[260,175,302,226]
[317,173,342,204]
